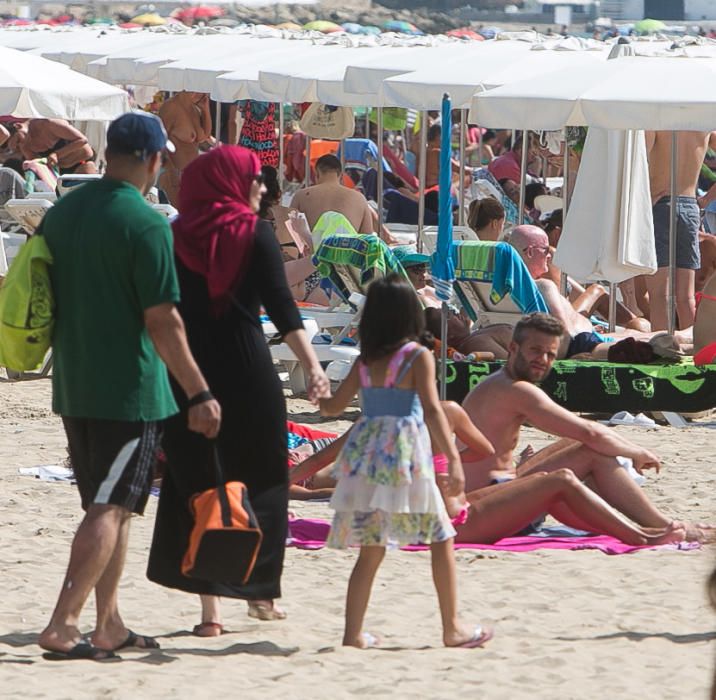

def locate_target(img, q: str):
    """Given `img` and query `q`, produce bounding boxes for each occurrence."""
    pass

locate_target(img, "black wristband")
[187,389,214,408]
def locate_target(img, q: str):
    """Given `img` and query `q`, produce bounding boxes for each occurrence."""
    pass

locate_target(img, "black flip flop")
[42,639,121,662]
[114,630,160,651]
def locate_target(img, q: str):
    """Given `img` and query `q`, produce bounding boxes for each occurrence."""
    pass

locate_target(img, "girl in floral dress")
[319,275,493,649]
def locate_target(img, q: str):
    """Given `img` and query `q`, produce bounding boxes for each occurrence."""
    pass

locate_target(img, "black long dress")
[147,220,302,600]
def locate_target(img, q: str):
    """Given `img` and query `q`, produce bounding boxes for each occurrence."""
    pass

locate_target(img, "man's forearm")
[147,309,209,399]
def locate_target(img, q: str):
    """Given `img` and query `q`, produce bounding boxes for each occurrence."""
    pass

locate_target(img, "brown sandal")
[192,622,223,637]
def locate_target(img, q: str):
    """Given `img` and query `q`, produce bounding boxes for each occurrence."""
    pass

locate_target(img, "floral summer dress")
[327,342,456,548]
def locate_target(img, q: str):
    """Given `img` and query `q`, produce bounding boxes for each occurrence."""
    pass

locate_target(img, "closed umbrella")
[432,94,455,399]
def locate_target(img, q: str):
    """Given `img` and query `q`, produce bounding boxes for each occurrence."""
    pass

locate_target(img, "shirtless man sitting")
[290,154,376,235]
[508,224,691,358]
[9,118,93,174]
[461,312,710,541]
[645,130,716,330]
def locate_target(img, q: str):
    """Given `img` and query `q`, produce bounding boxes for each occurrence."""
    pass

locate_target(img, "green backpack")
[0,235,54,371]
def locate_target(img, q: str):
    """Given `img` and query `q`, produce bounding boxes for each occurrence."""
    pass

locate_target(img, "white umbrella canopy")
[471,54,716,130]
[580,55,716,130]
[214,43,353,103]
[33,31,160,74]
[158,37,303,93]
[342,43,479,103]
[87,34,221,84]
[0,45,128,120]
[258,45,405,105]
[380,41,543,110]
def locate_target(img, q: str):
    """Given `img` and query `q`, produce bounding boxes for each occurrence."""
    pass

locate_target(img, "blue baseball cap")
[106,111,175,159]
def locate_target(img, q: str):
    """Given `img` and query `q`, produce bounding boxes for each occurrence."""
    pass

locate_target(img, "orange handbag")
[182,445,263,584]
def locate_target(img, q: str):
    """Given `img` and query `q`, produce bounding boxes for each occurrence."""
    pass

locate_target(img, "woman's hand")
[306,366,331,404]
[445,458,466,497]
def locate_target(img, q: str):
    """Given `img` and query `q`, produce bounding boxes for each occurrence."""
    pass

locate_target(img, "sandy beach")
[0,378,714,699]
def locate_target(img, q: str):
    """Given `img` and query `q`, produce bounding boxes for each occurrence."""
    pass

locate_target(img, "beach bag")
[300,103,355,140]
[0,234,54,372]
[182,445,263,584]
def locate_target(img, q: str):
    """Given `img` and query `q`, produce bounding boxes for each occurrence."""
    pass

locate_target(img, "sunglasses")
[407,263,429,273]
[523,245,551,256]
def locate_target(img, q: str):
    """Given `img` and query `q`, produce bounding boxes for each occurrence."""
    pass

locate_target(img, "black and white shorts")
[62,417,162,515]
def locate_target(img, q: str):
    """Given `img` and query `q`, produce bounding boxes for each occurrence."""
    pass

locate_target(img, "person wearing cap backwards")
[393,245,512,359]
[37,112,221,661]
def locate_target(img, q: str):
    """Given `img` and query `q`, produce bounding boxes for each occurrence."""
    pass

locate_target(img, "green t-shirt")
[42,178,179,421]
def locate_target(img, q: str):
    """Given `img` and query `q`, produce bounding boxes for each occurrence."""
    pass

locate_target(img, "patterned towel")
[452,240,548,314]
[313,234,407,300]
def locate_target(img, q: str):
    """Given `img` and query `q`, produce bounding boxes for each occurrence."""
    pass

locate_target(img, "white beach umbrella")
[87,33,222,85]
[33,31,160,74]
[0,45,128,120]
[213,43,352,103]
[380,42,606,110]
[470,54,716,131]
[157,37,308,93]
[342,43,481,104]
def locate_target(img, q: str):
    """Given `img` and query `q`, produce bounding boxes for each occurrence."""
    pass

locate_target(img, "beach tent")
[0,45,128,120]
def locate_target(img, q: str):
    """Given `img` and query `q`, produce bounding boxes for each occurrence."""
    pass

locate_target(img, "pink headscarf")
[173,145,260,305]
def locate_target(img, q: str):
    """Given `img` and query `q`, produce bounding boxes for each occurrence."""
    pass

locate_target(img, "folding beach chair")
[449,240,548,328]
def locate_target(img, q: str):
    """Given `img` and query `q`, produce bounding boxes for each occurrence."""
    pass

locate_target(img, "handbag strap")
[211,444,233,528]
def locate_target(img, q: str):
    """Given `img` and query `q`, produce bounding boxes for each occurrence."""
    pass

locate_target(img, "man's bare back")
[646,131,715,203]
[290,182,374,233]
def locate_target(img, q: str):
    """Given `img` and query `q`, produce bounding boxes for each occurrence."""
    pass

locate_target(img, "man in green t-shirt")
[38,112,221,661]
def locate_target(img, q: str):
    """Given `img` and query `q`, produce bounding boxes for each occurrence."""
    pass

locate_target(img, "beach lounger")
[5,198,53,234]
[447,240,548,327]
[56,173,101,197]
[313,232,408,307]
[265,314,359,394]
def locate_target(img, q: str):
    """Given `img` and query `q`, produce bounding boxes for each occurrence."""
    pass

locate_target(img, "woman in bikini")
[694,271,716,364]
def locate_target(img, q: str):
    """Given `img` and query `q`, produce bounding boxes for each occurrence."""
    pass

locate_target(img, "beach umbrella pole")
[560,129,570,296]
[459,109,466,226]
[278,102,284,189]
[668,132,678,335]
[436,94,455,401]
[215,99,221,142]
[518,130,528,225]
[608,283,617,333]
[377,106,384,227]
[305,135,312,187]
[417,110,427,252]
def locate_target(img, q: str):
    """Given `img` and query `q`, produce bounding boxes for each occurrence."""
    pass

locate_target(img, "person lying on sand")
[290,400,684,546]
[460,312,713,543]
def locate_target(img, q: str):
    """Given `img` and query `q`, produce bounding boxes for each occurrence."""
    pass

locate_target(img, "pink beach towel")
[287,518,699,555]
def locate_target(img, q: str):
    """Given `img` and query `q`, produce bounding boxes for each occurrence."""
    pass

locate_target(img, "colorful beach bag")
[182,445,263,584]
[0,234,54,371]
